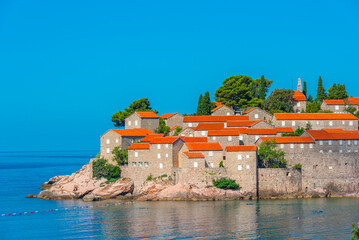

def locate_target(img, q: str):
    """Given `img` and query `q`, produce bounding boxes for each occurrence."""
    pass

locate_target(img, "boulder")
[39,175,65,189]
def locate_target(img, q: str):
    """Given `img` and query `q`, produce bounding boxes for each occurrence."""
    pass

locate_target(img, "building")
[125,111,159,132]
[243,107,273,121]
[211,104,235,116]
[179,142,223,168]
[183,115,249,128]
[226,120,273,129]
[292,78,306,113]
[321,98,359,113]
[160,113,184,128]
[207,129,241,148]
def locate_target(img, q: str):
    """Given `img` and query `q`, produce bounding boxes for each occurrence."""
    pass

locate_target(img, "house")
[125,111,159,132]
[321,98,359,113]
[292,78,306,113]
[272,113,358,130]
[160,113,184,128]
[211,104,235,116]
[226,120,273,129]
[180,152,207,168]
[207,129,240,148]
[168,125,181,136]
[100,128,152,160]
[243,128,279,145]
[243,107,273,121]
[192,122,225,137]
[140,134,164,143]
[183,115,249,128]
[256,136,315,154]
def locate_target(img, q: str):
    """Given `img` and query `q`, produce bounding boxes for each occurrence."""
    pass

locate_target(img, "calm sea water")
[0,151,358,239]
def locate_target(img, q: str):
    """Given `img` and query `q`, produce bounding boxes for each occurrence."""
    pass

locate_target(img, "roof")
[185,142,223,151]
[160,113,177,119]
[226,145,257,151]
[348,98,359,105]
[259,137,315,143]
[275,127,294,133]
[214,102,222,107]
[207,130,240,136]
[293,90,306,101]
[306,130,359,140]
[128,143,150,150]
[135,111,159,118]
[211,104,232,113]
[194,123,225,131]
[183,115,248,123]
[246,128,277,135]
[182,137,208,142]
[227,120,261,127]
[169,125,180,132]
[274,113,358,120]
[182,152,205,159]
[243,107,256,114]
[322,128,344,133]
[323,98,359,105]
[150,137,181,144]
[111,128,153,137]
[140,134,164,142]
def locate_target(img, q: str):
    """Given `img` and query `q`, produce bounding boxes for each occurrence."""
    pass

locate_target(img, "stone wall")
[245,108,273,121]
[211,106,234,116]
[172,167,228,185]
[273,118,358,130]
[165,114,184,129]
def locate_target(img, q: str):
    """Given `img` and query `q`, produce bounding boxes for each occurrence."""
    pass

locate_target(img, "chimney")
[297,78,302,93]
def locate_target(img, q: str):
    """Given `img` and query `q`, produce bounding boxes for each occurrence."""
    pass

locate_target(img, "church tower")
[297,78,302,93]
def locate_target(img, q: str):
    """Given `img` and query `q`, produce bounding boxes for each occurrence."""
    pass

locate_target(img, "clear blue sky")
[1,0,358,151]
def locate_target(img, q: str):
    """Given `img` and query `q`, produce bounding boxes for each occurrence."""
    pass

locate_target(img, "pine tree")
[316,76,326,102]
[303,81,307,98]
[307,94,314,102]
[258,75,266,100]
[196,94,203,115]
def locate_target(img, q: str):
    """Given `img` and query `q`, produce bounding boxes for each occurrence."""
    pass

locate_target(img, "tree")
[92,158,121,181]
[254,75,273,98]
[112,146,128,165]
[282,127,305,136]
[307,94,314,102]
[258,75,267,100]
[346,106,357,114]
[212,178,240,190]
[303,81,307,98]
[306,101,320,113]
[174,126,183,136]
[196,94,203,115]
[327,83,348,99]
[316,76,326,102]
[111,98,157,127]
[258,139,287,168]
[201,91,212,115]
[261,89,294,114]
[155,118,170,136]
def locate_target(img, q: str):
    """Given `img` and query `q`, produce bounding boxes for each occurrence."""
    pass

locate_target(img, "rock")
[189,186,227,200]
[26,194,37,198]
[39,175,65,189]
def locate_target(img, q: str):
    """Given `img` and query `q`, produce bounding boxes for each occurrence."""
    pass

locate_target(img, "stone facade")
[320,102,348,113]
[207,135,240,148]
[293,100,306,113]
[162,113,184,129]
[125,112,159,132]
[244,108,273,121]
[211,105,235,116]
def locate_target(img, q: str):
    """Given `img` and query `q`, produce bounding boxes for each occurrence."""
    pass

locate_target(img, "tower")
[297,78,302,93]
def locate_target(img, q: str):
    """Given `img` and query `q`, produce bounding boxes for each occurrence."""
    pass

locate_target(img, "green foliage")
[146,174,153,181]
[212,178,240,190]
[351,222,359,240]
[347,106,357,114]
[197,91,213,115]
[262,89,294,114]
[111,98,157,127]
[303,81,307,97]
[258,139,287,168]
[305,122,312,130]
[196,94,203,115]
[306,101,321,113]
[112,146,128,165]
[307,94,314,102]
[95,151,101,158]
[258,75,267,100]
[327,83,348,100]
[155,117,170,135]
[316,76,326,102]
[219,161,224,168]
[282,127,304,136]
[174,126,183,136]
[292,163,302,170]
[92,158,121,181]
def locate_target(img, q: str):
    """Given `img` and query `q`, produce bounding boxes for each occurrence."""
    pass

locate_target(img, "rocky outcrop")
[39,175,65,189]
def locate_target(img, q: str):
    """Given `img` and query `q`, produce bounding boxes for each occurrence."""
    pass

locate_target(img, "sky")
[0,0,358,151]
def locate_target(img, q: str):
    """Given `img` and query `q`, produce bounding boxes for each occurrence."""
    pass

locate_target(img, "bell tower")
[297,78,302,93]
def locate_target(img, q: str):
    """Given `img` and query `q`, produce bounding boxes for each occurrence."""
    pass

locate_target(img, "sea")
[0,150,358,239]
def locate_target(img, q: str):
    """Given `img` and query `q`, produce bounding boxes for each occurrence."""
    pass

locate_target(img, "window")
[246,154,250,159]
[228,136,232,141]
[194,162,198,168]
[350,121,353,126]
[157,144,161,149]
[106,148,110,154]
[159,163,163,169]
[202,131,206,136]
[165,153,168,158]
[131,139,134,144]
[355,140,358,145]
[227,112,230,116]
[165,144,169,148]
[145,162,149,166]
[348,140,351,145]
[135,152,138,158]
[292,121,296,126]
[209,151,213,157]
[255,136,259,141]
[106,139,110,144]
[188,123,192,127]
[255,114,259,119]
[212,136,216,140]
[329,166,333,170]
[246,165,250,169]
[116,139,119,143]
[128,121,131,126]
[355,150,358,153]
[281,144,284,149]
[237,154,242,160]
[300,144,304,149]
[290,144,294,149]
[340,150,343,153]
[320,141,323,146]
[224,123,227,128]
[348,150,351,153]
[239,135,243,141]
[297,102,300,107]
[135,120,138,126]
[133,162,137,166]
[329,140,332,145]
[329,150,332,153]
[316,121,320,125]
[329,121,333,126]
[340,140,343,145]
[282,121,285,126]
[189,134,193,137]
[157,153,161,159]
[335,105,339,110]
[342,121,345,125]
[139,162,143,167]
[210,162,214,168]
[320,150,323,153]
[310,144,313,149]
[238,165,242,171]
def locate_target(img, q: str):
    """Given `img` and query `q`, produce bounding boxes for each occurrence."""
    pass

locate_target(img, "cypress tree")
[316,76,326,102]
[258,75,266,100]
[196,94,203,115]
[201,91,212,115]
[303,81,307,98]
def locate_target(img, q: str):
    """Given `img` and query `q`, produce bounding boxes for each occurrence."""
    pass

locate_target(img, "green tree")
[282,127,304,136]
[112,146,128,165]
[327,83,348,99]
[306,101,321,113]
[254,76,273,98]
[111,98,157,127]
[307,94,314,102]
[346,106,357,114]
[303,81,307,98]
[351,222,359,240]
[92,158,121,181]
[155,117,170,136]
[258,75,267,100]
[316,76,326,102]
[174,126,183,136]
[201,91,212,115]
[258,139,287,168]
[212,178,240,190]
[196,94,203,115]
[261,89,294,114]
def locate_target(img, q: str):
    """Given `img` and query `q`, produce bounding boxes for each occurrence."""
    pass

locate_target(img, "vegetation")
[155,117,170,135]
[258,75,267,100]
[212,178,240,190]
[292,163,302,170]
[174,126,182,136]
[112,146,128,165]
[316,76,326,102]
[282,127,305,137]
[258,139,287,168]
[95,151,101,158]
[196,91,215,115]
[303,81,307,98]
[327,83,348,100]
[305,122,312,130]
[306,101,321,113]
[347,106,357,114]
[111,98,158,127]
[262,89,294,114]
[146,174,153,181]
[92,158,121,181]
[352,222,359,240]
[219,161,224,168]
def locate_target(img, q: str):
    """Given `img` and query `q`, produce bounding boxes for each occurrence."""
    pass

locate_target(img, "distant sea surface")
[0,151,358,239]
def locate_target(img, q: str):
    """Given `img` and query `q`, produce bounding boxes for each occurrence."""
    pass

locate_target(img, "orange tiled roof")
[323,99,346,105]
[259,137,315,143]
[243,107,256,114]
[227,128,248,134]
[227,120,260,127]
[182,137,208,142]
[293,90,306,101]
[215,102,222,107]
[111,128,152,137]
[322,128,344,133]
[306,130,359,140]
[169,125,180,132]
[160,113,177,119]
[150,136,181,144]
[186,142,223,151]
[207,130,240,136]
[183,152,205,158]
[275,127,294,133]
[140,134,164,142]
[246,128,277,135]
[274,113,358,120]
[128,143,150,150]
[194,123,225,131]
[183,115,248,123]
[226,145,257,151]
[135,111,159,118]
[348,98,359,105]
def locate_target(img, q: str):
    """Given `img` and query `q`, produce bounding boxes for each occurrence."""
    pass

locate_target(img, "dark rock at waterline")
[26,194,37,198]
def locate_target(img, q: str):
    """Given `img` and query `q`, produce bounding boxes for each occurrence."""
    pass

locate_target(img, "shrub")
[92,158,121,181]
[160,174,168,178]
[293,163,302,170]
[146,174,153,181]
[219,161,224,168]
[352,222,359,240]
[95,151,101,158]
[112,146,128,165]
[282,127,304,137]
[258,139,287,168]
[174,126,183,136]
[212,178,240,190]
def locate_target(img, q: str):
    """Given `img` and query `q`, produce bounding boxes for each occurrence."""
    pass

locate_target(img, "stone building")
[226,120,273,129]
[211,104,235,116]
[125,111,159,132]
[160,113,184,128]
[272,113,358,130]
[292,78,306,113]
[183,115,248,128]
[192,122,225,137]
[321,98,359,113]
[207,129,240,148]
[243,107,273,121]
[243,128,279,145]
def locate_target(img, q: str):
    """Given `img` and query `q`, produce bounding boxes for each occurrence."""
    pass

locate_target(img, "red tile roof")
[183,115,248,123]
[140,134,164,142]
[128,143,150,150]
[227,120,261,127]
[306,130,359,140]
[215,102,223,107]
[185,142,223,151]
[293,91,306,101]
[226,145,257,151]
[207,130,240,136]
[246,128,277,135]
[194,123,225,131]
[183,152,205,159]
[160,113,177,119]
[136,111,159,118]
[275,127,294,133]
[111,128,153,137]
[228,128,248,134]
[243,107,256,114]
[150,137,181,144]
[182,137,208,142]
[259,137,315,143]
[322,128,344,133]
[323,99,346,105]
[211,104,232,112]
[274,113,358,120]
[348,98,359,105]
